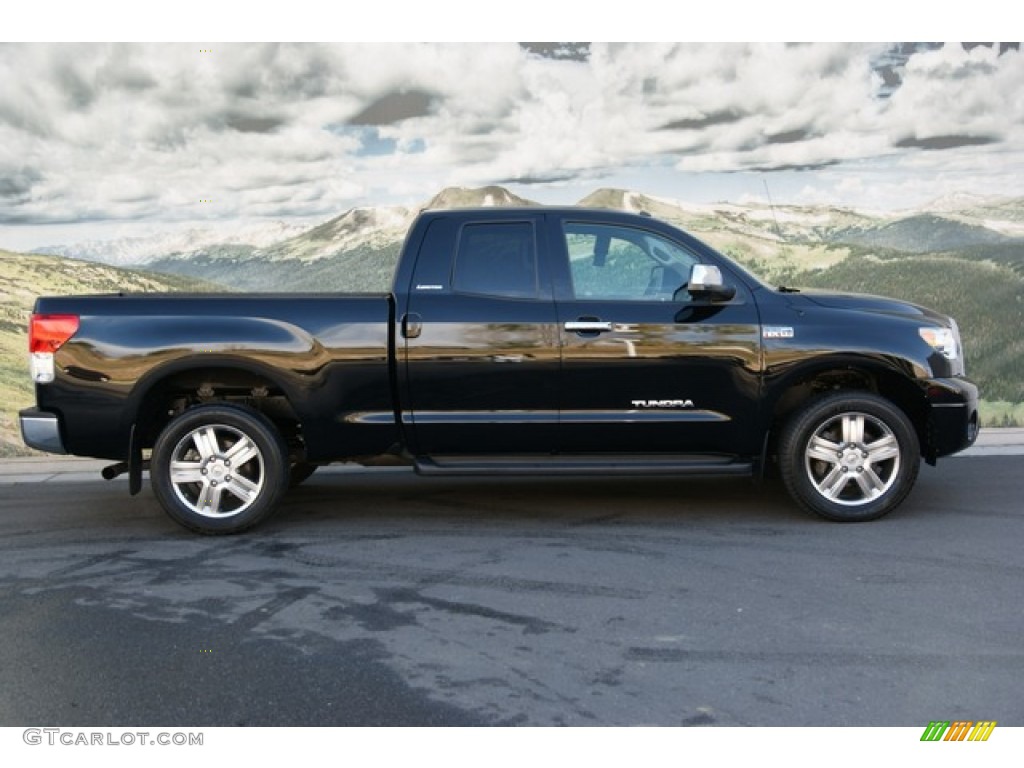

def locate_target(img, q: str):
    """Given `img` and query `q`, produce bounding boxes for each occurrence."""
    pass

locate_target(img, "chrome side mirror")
[688,264,735,302]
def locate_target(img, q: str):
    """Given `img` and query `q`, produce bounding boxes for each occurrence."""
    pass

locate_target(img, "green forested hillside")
[791,255,1024,403]
[832,214,1013,253]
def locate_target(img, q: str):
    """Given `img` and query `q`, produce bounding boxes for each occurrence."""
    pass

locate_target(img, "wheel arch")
[764,356,930,462]
[126,357,309,457]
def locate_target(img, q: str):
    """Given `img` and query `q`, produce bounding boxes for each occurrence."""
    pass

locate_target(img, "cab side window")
[453,222,538,299]
[564,223,699,302]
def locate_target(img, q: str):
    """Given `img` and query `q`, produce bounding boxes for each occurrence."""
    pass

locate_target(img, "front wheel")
[151,404,289,534]
[778,393,920,522]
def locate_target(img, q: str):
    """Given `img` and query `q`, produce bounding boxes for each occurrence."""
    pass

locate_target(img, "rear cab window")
[453,222,539,299]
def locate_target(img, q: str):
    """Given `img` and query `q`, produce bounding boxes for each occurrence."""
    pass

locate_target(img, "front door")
[552,217,762,456]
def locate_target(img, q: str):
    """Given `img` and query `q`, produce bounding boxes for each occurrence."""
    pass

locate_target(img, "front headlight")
[918,327,958,361]
[920,320,964,376]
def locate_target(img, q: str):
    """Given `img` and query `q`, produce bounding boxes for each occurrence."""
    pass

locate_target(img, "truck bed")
[32,292,399,460]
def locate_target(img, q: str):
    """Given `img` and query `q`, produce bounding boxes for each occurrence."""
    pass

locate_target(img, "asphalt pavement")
[0,431,1021,726]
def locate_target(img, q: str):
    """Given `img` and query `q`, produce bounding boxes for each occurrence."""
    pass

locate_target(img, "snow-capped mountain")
[32,220,312,266]
[423,185,537,210]
[22,184,1024,290]
[255,205,416,264]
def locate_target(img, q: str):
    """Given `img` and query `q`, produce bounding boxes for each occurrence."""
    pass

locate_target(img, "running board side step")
[415,456,753,477]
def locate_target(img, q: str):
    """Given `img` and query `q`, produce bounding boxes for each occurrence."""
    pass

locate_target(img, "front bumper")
[19,408,67,454]
[924,377,979,459]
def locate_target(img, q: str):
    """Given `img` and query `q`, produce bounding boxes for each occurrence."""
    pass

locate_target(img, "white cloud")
[0,42,1022,245]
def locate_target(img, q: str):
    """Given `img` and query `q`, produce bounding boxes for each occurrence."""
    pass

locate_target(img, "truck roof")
[418,205,650,215]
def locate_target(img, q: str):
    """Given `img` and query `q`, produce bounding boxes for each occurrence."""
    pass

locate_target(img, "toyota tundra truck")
[20,207,979,533]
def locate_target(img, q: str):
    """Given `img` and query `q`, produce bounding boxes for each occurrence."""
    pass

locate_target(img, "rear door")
[551,215,762,456]
[401,213,561,455]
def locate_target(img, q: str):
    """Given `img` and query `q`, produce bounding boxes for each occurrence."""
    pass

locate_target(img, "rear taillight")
[29,314,79,383]
[29,314,79,353]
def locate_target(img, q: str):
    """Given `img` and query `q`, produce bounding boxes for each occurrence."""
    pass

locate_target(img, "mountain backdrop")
[4,184,1023,455]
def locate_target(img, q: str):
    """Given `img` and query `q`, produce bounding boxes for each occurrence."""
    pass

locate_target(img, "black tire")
[150,404,289,534]
[288,462,318,488]
[778,392,920,522]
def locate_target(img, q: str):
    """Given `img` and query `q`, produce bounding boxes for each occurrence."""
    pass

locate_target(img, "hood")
[796,289,949,323]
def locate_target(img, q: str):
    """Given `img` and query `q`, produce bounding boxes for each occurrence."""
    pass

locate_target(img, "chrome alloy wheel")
[803,411,901,507]
[168,424,265,518]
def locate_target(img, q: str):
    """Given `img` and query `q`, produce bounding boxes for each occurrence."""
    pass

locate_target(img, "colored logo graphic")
[920,721,997,741]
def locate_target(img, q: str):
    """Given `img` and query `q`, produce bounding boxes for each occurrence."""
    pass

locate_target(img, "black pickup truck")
[20,207,979,533]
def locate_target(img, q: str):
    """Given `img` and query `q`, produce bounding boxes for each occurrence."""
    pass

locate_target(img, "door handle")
[401,313,422,339]
[564,320,613,333]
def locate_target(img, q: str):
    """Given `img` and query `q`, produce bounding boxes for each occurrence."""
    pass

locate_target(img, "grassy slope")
[148,241,401,293]
[0,250,221,457]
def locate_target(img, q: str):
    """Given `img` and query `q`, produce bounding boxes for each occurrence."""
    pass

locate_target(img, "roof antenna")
[762,178,783,240]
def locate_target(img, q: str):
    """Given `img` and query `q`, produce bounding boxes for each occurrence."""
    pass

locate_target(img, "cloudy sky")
[1,41,1022,250]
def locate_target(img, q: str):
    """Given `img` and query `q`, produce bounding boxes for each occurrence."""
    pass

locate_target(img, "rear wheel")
[779,393,920,522]
[151,404,289,534]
